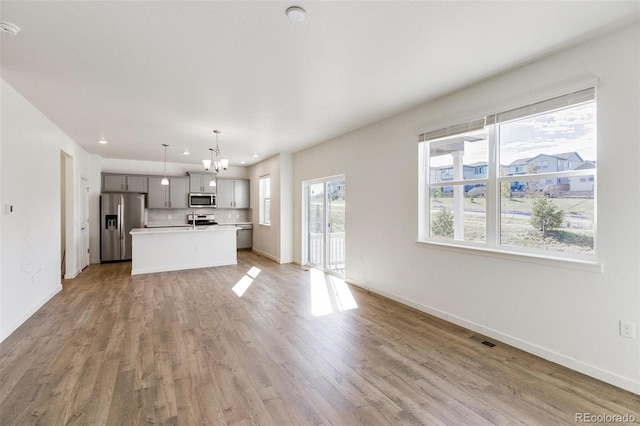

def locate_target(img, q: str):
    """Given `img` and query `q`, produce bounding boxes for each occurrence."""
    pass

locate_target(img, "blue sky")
[429,101,596,169]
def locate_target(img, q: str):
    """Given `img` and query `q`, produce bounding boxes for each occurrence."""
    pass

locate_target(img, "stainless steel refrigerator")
[101,193,146,261]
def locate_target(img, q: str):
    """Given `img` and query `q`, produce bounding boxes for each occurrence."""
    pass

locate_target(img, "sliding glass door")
[304,176,346,276]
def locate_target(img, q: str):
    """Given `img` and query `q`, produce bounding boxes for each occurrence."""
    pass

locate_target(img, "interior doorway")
[303,175,346,276]
[60,151,73,278]
[80,177,90,270]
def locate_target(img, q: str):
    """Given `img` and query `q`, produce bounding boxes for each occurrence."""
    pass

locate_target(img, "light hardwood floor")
[1,251,638,425]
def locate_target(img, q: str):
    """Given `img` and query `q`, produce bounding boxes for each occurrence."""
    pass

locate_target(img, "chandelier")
[202,129,229,173]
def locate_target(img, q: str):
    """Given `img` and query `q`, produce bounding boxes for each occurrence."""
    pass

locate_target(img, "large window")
[419,87,597,259]
[259,175,271,225]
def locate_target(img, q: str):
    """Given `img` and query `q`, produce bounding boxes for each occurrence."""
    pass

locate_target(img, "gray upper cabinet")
[216,179,233,208]
[102,174,148,193]
[188,172,216,194]
[126,175,148,192]
[148,177,188,209]
[148,177,169,208]
[170,177,189,209]
[103,175,126,192]
[234,179,250,209]
[217,179,249,209]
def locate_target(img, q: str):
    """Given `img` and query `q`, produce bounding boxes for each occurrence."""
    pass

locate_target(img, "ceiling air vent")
[0,21,20,36]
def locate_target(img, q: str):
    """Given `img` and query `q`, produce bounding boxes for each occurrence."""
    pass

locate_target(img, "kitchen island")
[129,225,237,275]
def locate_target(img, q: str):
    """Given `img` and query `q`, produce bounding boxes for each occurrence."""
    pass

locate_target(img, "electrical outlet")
[620,320,636,339]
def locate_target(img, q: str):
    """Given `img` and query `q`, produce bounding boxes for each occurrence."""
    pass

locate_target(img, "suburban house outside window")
[259,175,271,225]
[418,87,597,260]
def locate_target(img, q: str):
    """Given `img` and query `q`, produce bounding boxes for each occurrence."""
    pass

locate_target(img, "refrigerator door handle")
[118,203,126,258]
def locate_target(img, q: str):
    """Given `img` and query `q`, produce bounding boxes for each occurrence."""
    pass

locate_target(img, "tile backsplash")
[146,208,252,226]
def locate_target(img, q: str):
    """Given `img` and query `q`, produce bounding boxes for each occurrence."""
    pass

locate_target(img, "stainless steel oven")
[189,193,216,208]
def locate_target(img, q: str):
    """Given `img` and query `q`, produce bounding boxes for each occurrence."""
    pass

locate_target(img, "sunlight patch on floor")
[310,268,358,317]
[232,266,261,297]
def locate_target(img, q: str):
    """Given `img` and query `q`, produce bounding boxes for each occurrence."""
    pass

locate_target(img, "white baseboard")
[251,247,280,263]
[0,284,63,343]
[345,276,640,395]
[64,269,80,279]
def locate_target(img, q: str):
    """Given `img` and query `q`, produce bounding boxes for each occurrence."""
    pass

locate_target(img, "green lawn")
[430,195,594,254]
[309,198,346,233]
[431,195,593,218]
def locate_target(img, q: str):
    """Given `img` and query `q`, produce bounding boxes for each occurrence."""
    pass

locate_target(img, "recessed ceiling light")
[286,6,306,21]
[182,150,190,155]
[240,160,246,165]
[0,21,20,36]
[98,139,108,145]
[251,154,259,158]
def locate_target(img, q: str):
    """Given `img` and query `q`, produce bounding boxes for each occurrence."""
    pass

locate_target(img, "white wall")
[279,153,294,263]
[292,23,640,393]
[1,79,95,341]
[236,153,295,263]
[248,155,281,262]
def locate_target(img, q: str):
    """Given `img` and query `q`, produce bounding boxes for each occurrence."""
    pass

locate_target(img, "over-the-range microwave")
[189,193,216,208]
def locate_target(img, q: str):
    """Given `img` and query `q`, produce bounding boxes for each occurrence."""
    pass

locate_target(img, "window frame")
[259,175,271,226]
[418,87,599,268]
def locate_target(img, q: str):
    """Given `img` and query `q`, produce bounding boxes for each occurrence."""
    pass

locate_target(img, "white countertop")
[145,222,252,228]
[144,224,192,228]
[131,225,237,235]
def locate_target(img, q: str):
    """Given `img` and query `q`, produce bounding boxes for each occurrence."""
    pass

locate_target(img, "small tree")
[501,181,512,200]
[530,196,565,233]
[524,164,540,197]
[432,208,454,237]
[499,168,512,200]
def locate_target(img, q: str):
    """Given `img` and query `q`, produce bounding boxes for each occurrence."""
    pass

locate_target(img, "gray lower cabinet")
[217,179,249,209]
[103,174,148,193]
[148,177,189,208]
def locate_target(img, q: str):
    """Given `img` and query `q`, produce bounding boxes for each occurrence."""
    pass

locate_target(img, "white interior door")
[80,178,90,270]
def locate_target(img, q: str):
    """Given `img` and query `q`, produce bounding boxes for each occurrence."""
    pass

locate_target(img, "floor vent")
[469,335,496,348]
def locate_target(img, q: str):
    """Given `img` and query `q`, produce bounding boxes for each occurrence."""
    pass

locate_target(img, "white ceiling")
[1,1,638,167]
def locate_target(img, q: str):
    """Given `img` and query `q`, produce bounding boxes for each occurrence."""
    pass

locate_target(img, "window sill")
[259,223,271,227]
[416,240,603,273]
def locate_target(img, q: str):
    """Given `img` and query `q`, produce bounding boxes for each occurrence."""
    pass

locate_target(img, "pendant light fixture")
[208,148,216,187]
[161,144,169,185]
[202,129,229,174]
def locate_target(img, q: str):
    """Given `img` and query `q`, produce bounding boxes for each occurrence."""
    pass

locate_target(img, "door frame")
[302,174,346,276]
[61,151,75,279]
[80,177,90,270]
